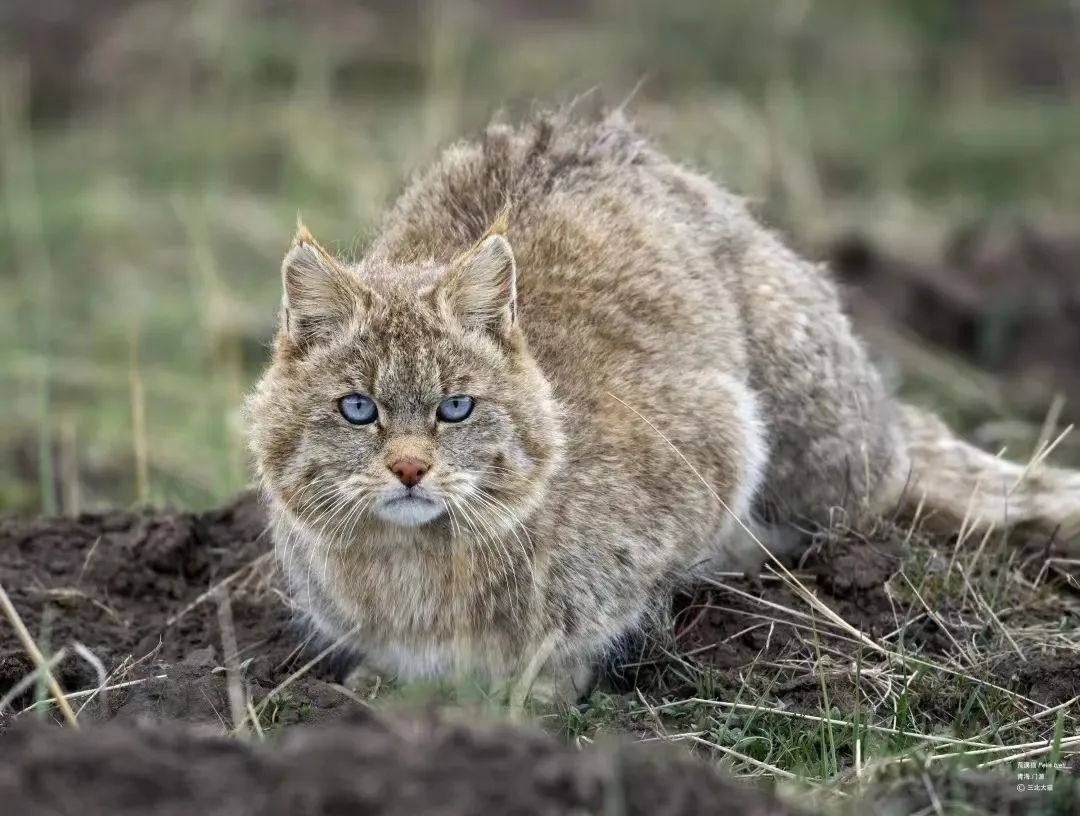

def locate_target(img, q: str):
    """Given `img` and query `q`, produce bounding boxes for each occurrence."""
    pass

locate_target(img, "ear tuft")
[291,215,334,257]
[484,204,511,238]
[293,217,316,247]
[437,233,517,339]
[280,227,368,348]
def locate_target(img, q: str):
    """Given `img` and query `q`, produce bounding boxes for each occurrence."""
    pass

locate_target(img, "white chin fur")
[373,496,445,527]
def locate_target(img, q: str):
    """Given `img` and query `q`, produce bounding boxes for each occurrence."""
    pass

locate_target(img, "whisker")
[279,478,340,592]
[457,494,518,589]
[327,493,374,581]
[453,496,508,587]
[469,490,534,573]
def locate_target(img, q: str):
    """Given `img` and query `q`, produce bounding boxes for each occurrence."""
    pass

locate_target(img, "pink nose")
[389,457,429,488]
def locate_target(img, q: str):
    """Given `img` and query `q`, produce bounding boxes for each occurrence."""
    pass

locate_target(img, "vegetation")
[3,0,1080,513]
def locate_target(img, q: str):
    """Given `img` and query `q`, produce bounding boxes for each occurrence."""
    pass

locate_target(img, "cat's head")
[246,222,563,542]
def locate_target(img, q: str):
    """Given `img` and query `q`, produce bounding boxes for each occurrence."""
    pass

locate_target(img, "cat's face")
[246,226,563,544]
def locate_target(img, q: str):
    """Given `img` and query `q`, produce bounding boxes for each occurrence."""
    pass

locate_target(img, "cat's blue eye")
[339,393,378,425]
[437,395,474,423]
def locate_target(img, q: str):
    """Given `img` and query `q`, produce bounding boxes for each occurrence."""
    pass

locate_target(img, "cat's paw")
[342,663,391,698]
[519,660,595,705]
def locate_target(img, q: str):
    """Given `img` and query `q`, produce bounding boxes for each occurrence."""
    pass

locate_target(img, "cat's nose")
[389,457,429,488]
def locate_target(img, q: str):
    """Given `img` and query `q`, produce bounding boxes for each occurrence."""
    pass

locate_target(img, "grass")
[530,518,1080,811]
[2,1,1080,813]
[0,581,78,727]
[3,1,1080,513]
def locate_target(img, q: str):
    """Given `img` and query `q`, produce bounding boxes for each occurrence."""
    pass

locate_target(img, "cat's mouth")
[373,488,445,527]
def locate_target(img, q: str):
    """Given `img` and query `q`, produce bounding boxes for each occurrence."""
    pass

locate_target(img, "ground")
[2,488,1077,813]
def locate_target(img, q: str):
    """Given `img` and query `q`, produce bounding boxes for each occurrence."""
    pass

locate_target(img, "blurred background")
[2,0,1080,514]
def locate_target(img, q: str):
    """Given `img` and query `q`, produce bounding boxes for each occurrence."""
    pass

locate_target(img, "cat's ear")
[280,223,370,347]
[436,232,517,340]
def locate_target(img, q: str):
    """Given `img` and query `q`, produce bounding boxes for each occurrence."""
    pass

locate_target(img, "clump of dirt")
[0,709,795,816]
[831,221,1080,423]
[997,655,1080,708]
[676,532,905,654]
[662,532,910,712]
[870,767,1079,816]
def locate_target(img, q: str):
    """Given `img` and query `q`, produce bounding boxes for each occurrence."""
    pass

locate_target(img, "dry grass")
[0,581,79,727]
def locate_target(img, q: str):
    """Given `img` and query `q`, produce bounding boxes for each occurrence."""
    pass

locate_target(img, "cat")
[245,112,1080,701]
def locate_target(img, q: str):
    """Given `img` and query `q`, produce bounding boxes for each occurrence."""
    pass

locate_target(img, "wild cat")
[246,113,1080,700]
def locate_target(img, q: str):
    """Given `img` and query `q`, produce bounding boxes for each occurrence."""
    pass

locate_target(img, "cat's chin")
[372,495,445,527]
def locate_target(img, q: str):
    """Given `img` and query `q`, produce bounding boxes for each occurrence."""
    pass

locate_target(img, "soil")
[644,521,1080,730]
[672,532,909,685]
[0,492,358,728]
[0,710,796,816]
[831,220,1080,423]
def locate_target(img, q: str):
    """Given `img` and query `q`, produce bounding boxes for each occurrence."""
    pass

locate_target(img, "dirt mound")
[663,532,914,713]
[0,711,793,816]
[656,518,1080,730]
[832,221,1080,423]
[678,532,905,662]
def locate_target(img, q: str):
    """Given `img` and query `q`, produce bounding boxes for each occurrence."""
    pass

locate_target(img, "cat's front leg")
[512,655,595,705]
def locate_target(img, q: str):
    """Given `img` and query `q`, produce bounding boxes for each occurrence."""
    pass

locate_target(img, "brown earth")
[831,220,1080,428]
[671,532,1080,732]
[0,710,798,816]
[0,492,370,729]
[3,713,1072,816]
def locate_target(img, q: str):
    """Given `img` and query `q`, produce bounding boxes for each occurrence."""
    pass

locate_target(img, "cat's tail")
[898,404,1080,550]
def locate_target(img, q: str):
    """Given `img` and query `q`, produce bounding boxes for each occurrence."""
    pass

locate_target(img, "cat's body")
[247,114,1080,698]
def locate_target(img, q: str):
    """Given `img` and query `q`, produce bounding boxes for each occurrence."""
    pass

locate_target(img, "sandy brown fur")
[246,112,1080,698]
